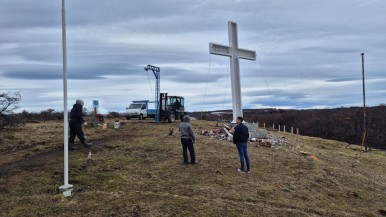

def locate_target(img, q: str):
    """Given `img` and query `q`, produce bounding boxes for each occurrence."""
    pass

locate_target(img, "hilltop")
[0,119,385,216]
[191,105,386,150]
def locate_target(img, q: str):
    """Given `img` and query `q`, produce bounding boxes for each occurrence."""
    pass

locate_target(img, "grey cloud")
[244,89,310,102]
[0,1,60,29]
[191,96,232,107]
[163,68,222,83]
[1,63,141,80]
[326,78,359,82]
[1,0,386,112]
[297,47,362,54]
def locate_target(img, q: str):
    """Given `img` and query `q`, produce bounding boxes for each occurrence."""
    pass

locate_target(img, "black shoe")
[191,161,198,164]
[83,141,93,148]
[68,142,77,150]
[69,145,78,151]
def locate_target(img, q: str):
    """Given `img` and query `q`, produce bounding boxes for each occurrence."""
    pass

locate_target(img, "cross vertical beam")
[209,21,256,122]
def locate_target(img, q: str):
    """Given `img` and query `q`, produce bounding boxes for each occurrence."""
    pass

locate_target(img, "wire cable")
[146,70,153,96]
[256,54,274,104]
[199,55,212,125]
[222,65,230,108]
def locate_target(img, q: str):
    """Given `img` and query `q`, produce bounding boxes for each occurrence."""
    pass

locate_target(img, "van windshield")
[128,104,142,109]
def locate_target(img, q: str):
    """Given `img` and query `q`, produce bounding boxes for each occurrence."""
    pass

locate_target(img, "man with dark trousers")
[68,99,91,150]
[173,99,181,117]
[233,116,250,173]
[179,115,196,164]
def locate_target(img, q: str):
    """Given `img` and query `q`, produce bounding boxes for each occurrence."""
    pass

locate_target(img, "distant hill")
[190,105,386,149]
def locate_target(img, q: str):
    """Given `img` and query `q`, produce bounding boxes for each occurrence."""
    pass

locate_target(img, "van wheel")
[139,114,143,120]
[168,114,175,123]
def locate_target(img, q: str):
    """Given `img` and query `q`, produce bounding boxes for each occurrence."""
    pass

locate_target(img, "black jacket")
[70,104,85,124]
[233,123,249,144]
[173,101,181,110]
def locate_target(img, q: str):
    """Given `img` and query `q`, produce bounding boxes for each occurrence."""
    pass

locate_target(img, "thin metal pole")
[155,71,160,123]
[361,53,367,151]
[59,0,72,196]
[62,0,69,186]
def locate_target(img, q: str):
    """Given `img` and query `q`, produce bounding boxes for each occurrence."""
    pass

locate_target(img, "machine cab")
[168,96,184,112]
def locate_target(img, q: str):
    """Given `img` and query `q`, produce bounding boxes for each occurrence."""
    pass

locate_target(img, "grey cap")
[76,99,84,106]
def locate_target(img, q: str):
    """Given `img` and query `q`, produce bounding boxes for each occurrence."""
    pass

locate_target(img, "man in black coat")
[233,116,250,173]
[69,99,91,150]
[173,99,181,116]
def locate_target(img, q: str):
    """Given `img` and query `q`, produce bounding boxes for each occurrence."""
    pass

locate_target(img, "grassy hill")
[0,119,385,217]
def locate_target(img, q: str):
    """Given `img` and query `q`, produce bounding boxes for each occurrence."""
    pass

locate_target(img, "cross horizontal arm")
[237,48,256,60]
[209,43,232,57]
[210,43,256,60]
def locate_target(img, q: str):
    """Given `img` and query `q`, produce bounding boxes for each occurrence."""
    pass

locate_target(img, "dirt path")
[0,148,63,178]
[0,140,103,178]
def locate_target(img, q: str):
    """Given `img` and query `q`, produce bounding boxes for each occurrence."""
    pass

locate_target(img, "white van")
[125,100,156,120]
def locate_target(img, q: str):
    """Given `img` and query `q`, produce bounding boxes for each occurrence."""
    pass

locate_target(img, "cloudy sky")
[1,0,385,113]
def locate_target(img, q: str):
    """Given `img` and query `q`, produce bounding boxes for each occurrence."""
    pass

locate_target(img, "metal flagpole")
[59,0,73,197]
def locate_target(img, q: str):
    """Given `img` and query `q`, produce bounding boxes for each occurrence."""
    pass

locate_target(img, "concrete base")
[59,184,73,197]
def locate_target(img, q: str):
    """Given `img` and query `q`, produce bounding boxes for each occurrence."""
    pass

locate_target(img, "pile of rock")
[197,123,269,142]
[197,123,289,148]
[198,126,231,141]
[251,135,289,148]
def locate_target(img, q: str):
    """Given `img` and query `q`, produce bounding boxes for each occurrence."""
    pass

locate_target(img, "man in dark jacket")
[179,115,196,164]
[233,116,250,173]
[69,99,91,150]
[173,99,181,117]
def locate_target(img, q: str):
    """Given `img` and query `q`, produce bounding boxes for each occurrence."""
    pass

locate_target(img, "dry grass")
[0,118,385,217]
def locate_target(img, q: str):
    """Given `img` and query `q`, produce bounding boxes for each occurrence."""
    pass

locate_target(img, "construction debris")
[197,123,288,147]
[223,128,233,140]
[343,191,359,198]
[252,135,289,148]
[244,123,268,139]
[87,151,92,159]
[199,128,230,141]
[299,151,319,160]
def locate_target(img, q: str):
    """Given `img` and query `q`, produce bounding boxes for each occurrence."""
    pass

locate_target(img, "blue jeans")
[236,142,250,171]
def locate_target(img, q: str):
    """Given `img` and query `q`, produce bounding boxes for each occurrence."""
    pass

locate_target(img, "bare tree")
[0,91,21,115]
[0,91,22,128]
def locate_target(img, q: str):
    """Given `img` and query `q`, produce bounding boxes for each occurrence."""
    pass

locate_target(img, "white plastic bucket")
[114,121,120,129]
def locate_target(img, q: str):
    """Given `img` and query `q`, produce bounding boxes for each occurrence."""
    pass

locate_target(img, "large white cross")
[209,21,256,122]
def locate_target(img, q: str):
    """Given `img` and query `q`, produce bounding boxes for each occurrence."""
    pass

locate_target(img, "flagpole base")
[59,184,73,197]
